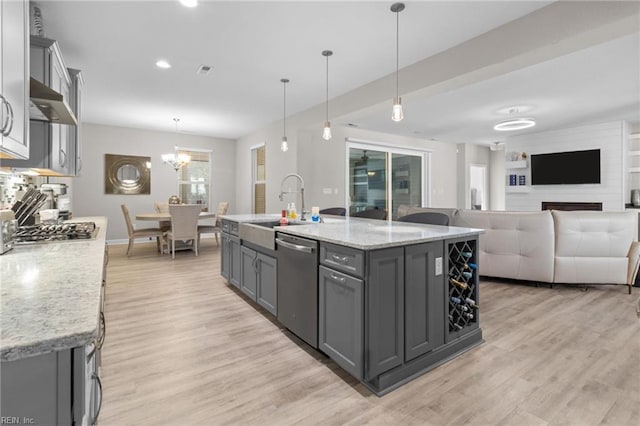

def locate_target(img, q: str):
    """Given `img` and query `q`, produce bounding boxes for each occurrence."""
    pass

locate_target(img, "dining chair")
[351,208,387,220]
[198,201,229,249]
[319,207,346,216]
[154,202,171,232]
[167,204,202,259]
[121,204,166,257]
[397,212,449,226]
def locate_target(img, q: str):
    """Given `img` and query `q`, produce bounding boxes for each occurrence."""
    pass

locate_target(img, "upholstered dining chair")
[167,204,202,259]
[397,212,450,226]
[121,204,166,257]
[154,202,171,232]
[198,201,229,248]
[351,208,387,220]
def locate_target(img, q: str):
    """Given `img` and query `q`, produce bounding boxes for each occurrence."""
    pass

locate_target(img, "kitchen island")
[0,216,107,424]
[220,214,484,395]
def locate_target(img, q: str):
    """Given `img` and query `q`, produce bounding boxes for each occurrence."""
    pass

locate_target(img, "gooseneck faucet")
[279,173,306,221]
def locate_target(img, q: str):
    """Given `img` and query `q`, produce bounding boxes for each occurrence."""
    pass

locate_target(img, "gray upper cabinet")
[405,242,445,362]
[3,36,78,175]
[0,0,29,160]
[67,68,83,176]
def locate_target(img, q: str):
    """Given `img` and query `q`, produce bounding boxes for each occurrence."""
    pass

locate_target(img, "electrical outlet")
[435,257,443,276]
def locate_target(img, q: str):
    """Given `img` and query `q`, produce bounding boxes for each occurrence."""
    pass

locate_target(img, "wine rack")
[446,237,479,340]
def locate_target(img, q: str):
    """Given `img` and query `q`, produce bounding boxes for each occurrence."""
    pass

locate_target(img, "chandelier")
[161,152,190,171]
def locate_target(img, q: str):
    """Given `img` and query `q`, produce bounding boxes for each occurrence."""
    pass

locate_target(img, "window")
[252,145,266,214]
[176,147,211,211]
[346,141,429,220]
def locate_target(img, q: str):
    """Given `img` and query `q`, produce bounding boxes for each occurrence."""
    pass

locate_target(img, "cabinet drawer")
[221,220,239,235]
[320,243,364,278]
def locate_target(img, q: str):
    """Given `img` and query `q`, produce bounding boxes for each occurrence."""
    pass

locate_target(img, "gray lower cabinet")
[366,247,405,380]
[318,265,363,380]
[256,253,277,315]
[1,343,102,426]
[404,242,445,361]
[240,246,258,299]
[221,232,241,289]
[240,245,277,316]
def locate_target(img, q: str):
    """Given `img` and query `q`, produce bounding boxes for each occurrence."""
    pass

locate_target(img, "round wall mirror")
[105,154,151,195]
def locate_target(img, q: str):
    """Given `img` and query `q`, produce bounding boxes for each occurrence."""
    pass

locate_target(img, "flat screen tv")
[530,149,601,185]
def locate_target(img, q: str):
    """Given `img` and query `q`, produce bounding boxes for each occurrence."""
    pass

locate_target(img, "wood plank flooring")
[100,241,640,425]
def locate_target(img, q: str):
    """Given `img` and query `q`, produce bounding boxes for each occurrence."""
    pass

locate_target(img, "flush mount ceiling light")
[155,60,171,69]
[493,118,536,131]
[390,2,405,122]
[179,0,198,7]
[321,50,333,141]
[493,107,536,131]
[280,78,290,152]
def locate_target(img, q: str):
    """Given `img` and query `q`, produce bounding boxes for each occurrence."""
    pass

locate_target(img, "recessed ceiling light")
[496,105,533,115]
[155,60,171,69]
[493,118,536,131]
[179,0,198,7]
[197,64,213,75]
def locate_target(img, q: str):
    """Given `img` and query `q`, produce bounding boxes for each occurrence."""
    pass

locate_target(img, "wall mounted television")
[530,149,601,185]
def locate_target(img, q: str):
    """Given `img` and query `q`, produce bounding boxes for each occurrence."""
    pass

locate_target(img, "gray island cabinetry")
[220,215,483,395]
[0,217,108,425]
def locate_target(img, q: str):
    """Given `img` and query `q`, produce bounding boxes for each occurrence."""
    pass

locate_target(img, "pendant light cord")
[326,54,329,121]
[395,9,399,99]
[283,81,287,138]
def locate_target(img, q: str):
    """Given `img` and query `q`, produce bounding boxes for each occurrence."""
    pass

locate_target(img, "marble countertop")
[0,217,107,362]
[220,213,482,250]
[220,213,283,223]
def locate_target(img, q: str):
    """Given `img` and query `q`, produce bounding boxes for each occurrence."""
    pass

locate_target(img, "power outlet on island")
[435,257,443,276]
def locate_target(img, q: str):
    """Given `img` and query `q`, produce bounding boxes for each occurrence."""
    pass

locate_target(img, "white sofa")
[397,206,640,293]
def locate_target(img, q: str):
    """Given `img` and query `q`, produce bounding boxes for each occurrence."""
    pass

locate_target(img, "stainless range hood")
[29,78,77,126]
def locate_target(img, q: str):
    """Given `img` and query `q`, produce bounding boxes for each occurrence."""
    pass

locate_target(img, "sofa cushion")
[455,210,555,283]
[552,210,637,284]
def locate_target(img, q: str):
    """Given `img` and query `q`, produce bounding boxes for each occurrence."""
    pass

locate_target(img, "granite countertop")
[221,213,482,250]
[0,217,107,362]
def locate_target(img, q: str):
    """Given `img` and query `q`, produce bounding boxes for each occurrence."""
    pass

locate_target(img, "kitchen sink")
[239,221,306,250]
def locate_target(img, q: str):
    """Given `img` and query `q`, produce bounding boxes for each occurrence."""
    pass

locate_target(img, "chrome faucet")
[279,173,306,221]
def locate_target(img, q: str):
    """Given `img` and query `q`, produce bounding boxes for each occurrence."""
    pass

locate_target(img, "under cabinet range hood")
[29,78,77,126]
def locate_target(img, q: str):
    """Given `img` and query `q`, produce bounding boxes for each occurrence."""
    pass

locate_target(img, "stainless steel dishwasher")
[276,233,319,348]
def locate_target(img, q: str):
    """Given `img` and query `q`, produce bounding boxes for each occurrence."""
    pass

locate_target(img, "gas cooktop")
[15,222,97,244]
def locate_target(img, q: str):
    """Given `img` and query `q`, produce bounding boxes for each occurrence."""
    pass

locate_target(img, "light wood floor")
[101,241,640,425]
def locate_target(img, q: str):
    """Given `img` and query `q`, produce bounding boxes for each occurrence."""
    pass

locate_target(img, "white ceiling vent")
[197,65,213,75]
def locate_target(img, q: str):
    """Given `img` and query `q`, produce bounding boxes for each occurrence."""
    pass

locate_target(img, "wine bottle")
[452,323,463,331]
[465,297,479,309]
[462,271,472,279]
[461,251,473,258]
[463,312,474,320]
[454,261,477,270]
[450,278,468,290]
[451,296,462,304]
[450,297,469,311]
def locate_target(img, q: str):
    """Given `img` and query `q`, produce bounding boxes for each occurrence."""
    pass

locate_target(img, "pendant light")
[321,50,333,141]
[280,78,289,152]
[390,2,405,122]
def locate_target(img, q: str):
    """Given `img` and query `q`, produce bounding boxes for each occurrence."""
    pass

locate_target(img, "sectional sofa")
[397,206,640,293]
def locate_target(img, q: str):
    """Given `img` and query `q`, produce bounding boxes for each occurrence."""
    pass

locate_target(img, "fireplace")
[541,201,602,211]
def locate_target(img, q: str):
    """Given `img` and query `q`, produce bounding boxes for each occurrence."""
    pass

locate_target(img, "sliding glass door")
[347,142,428,219]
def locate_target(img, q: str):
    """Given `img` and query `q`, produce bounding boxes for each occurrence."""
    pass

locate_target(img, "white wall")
[505,121,626,211]
[73,123,235,240]
[235,121,459,215]
[489,148,506,210]
[456,143,491,209]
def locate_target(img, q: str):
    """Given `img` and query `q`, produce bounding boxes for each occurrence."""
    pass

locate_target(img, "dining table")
[135,211,216,221]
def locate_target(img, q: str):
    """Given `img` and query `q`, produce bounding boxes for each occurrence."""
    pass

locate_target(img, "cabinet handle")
[92,373,103,425]
[331,253,349,264]
[252,256,259,273]
[97,312,106,350]
[87,341,97,360]
[77,158,83,172]
[4,100,14,137]
[329,273,346,283]
[0,95,8,135]
[104,244,109,266]
[60,148,67,167]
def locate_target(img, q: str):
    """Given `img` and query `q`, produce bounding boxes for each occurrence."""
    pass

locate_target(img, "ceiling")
[38,0,564,141]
